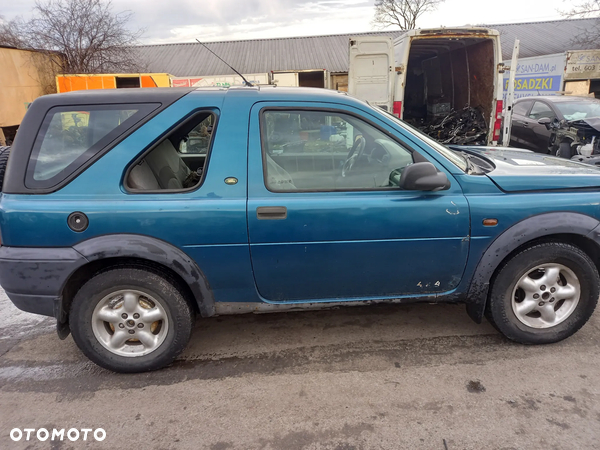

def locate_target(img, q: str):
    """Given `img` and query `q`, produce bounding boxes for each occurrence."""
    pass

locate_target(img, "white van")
[348,28,506,145]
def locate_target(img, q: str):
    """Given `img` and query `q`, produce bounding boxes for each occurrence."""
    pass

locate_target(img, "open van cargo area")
[403,37,495,144]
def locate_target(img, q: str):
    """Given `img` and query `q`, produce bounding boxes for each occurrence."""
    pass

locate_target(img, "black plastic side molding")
[73,234,216,317]
[465,212,600,323]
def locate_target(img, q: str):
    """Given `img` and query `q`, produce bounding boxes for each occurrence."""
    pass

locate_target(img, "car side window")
[261,110,415,191]
[513,101,532,117]
[178,115,214,154]
[126,111,216,192]
[528,102,555,120]
[26,104,158,189]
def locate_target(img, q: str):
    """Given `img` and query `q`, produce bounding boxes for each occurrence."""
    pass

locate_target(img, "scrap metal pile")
[421,106,488,145]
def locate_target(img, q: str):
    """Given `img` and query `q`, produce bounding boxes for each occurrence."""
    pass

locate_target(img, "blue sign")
[503,53,566,100]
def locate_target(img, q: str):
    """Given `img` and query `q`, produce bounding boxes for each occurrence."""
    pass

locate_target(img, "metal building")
[132,18,599,90]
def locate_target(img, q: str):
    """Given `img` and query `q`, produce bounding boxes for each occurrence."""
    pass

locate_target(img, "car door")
[525,101,556,153]
[510,100,534,148]
[246,102,470,302]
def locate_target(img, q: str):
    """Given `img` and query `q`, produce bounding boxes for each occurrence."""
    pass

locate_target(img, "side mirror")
[399,162,450,191]
[538,117,552,130]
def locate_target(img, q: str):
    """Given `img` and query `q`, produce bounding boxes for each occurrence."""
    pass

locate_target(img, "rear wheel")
[70,267,194,372]
[486,242,599,344]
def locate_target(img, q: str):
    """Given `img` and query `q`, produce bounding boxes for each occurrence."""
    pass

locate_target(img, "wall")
[331,74,348,92]
[171,73,269,87]
[467,39,495,123]
[0,47,53,128]
[564,80,593,96]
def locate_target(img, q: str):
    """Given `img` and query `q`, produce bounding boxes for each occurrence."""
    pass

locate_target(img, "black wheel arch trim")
[465,212,600,323]
[72,234,216,317]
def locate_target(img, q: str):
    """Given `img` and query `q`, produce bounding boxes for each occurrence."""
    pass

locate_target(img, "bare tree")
[372,0,445,30]
[563,0,600,17]
[1,0,145,73]
[561,0,600,47]
[0,16,26,48]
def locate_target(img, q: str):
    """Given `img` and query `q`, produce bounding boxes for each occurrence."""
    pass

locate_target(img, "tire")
[70,267,194,373]
[0,146,11,190]
[557,141,574,159]
[486,242,599,344]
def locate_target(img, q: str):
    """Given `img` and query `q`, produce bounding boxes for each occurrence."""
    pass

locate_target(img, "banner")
[503,53,566,100]
[565,50,600,80]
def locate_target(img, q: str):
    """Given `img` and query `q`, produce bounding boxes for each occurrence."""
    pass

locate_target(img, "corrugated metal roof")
[490,17,598,60]
[133,18,599,77]
[134,31,401,76]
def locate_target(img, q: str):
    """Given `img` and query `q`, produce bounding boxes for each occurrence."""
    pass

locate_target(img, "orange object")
[70,77,87,91]
[102,77,116,89]
[102,77,117,89]
[56,73,170,93]
[87,77,103,90]
[140,76,157,88]
[57,77,70,94]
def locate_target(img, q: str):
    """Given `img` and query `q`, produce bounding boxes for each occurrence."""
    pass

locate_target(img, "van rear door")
[348,36,395,112]
[502,39,519,146]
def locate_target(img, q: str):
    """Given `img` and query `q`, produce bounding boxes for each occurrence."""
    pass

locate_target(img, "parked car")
[509,95,600,157]
[1,87,600,373]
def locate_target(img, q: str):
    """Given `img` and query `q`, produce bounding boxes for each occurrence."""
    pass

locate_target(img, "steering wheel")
[342,136,366,177]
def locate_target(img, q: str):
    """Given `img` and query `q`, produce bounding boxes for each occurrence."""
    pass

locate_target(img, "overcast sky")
[2,0,569,44]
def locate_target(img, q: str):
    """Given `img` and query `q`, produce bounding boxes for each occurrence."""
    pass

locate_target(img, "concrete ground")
[0,288,599,450]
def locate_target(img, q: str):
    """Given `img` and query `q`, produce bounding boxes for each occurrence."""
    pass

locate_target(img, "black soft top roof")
[3,87,195,194]
[36,87,195,106]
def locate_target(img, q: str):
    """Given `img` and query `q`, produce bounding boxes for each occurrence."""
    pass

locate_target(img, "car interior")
[127,112,214,191]
[126,110,428,192]
[527,102,555,121]
[263,111,418,191]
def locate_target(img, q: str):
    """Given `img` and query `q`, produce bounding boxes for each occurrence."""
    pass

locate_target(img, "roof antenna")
[195,39,253,87]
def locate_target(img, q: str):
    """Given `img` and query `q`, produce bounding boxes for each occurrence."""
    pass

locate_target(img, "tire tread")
[70,267,194,373]
[0,146,11,191]
[486,242,599,344]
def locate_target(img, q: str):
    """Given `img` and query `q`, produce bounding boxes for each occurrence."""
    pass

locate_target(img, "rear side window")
[26,104,158,189]
[125,110,217,192]
[513,100,532,116]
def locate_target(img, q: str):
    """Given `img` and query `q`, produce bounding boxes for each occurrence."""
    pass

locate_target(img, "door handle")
[257,206,287,220]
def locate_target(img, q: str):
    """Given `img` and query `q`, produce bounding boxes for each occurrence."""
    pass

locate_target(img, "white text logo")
[10,428,106,442]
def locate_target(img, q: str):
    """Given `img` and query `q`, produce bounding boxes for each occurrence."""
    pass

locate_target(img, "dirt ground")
[1,289,599,450]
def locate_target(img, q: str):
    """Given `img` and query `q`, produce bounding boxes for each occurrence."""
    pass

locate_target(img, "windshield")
[555,100,600,121]
[371,106,469,172]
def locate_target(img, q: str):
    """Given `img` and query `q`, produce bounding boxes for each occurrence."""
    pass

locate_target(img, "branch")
[372,0,445,30]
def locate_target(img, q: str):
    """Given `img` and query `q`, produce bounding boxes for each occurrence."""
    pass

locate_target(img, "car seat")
[128,140,191,190]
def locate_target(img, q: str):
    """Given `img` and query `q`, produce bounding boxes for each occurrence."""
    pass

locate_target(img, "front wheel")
[70,267,194,372]
[486,242,599,344]
[556,141,575,159]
